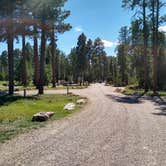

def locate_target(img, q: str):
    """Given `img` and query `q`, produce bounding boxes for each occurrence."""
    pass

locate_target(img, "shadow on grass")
[0,95,39,106]
[0,90,8,96]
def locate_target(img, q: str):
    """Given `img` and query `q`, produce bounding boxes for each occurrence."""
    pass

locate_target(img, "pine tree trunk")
[7,36,14,95]
[152,0,159,93]
[51,29,56,88]
[38,26,46,95]
[22,34,27,87]
[55,53,59,83]
[143,0,149,92]
[33,26,39,87]
[155,0,159,90]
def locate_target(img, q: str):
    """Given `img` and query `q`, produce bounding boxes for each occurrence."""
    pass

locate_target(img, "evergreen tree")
[27,0,71,94]
[122,0,150,91]
[76,33,87,84]
[68,47,78,82]
[92,38,106,81]
[117,26,130,86]
[0,51,8,81]
[0,0,19,94]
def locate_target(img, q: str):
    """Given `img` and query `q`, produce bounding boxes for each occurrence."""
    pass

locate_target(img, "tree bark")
[38,26,46,94]
[22,34,27,87]
[152,0,159,93]
[33,26,39,87]
[7,36,14,95]
[143,0,149,92]
[51,29,56,88]
[55,52,59,83]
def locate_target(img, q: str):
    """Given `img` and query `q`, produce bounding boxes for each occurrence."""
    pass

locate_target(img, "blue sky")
[57,0,133,56]
[0,0,166,56]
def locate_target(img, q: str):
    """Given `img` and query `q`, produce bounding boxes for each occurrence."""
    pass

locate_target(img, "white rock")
[76,99,86,105]
[64,103,75,111]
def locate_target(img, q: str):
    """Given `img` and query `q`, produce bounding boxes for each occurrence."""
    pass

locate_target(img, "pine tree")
[0,0,18,94]
[76,33,87,84]
[122,0,149,91]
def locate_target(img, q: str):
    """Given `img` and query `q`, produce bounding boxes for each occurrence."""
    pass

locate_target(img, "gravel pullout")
[0,84,165,166]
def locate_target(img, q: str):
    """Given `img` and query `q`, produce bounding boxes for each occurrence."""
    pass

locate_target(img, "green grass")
[123,84,166,96]
[0,94,84,142]
[123,85,144,95]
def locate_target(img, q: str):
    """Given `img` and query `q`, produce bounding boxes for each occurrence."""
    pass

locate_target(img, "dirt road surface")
[0,84,166,166]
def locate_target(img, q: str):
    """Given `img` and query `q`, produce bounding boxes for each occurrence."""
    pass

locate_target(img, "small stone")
[76,99,86,105]
[64,103,75,111]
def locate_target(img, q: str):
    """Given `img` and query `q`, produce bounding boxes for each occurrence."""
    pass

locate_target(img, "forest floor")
[0,83,166,166]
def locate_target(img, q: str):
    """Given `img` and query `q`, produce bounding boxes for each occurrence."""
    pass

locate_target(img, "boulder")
[64,103,75,111]
[32,112,54,122]
[76,99,86,105]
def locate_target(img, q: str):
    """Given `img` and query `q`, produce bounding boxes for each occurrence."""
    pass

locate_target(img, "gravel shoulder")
[0,84,166,166]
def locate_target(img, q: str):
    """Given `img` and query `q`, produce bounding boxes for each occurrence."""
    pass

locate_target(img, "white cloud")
[74,26,83,32]
[102,40,118,48]
[159,26,166,32]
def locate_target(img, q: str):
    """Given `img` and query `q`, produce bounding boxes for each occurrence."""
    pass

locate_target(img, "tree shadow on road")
[106,92,165,105]
[106,94,144,104]
[152,97,166,116]
[106,92,166,116]
[152,107,166,116]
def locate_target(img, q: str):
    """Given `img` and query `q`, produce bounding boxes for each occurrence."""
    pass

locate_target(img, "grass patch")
[123,85,144,95]
[123,84,166,96]
[0,94,84,142]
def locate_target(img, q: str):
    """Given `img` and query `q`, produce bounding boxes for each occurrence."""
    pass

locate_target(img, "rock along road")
[0,84,166,166]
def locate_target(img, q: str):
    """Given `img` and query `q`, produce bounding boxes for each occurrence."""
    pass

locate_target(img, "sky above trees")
[57,0,133,56]
[0,0,166,56]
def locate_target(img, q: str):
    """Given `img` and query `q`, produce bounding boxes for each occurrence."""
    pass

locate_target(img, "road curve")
[0,84,166,166]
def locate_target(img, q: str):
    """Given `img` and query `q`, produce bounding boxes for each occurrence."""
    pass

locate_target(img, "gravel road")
[0,83,166,166]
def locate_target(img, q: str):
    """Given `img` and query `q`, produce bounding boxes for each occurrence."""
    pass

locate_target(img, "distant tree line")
[68,33,109,84]
[0,33,110,86]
